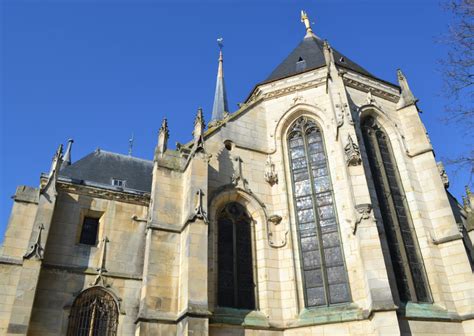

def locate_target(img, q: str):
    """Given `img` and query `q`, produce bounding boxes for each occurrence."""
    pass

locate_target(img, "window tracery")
[361,116,431,303]
[287,116,350,307]
[67,287,118,336]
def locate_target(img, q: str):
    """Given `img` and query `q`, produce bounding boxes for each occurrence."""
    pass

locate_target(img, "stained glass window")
[67,287,118,336]
[362,116,431,303]
[288,116,350,307]
[217,202,255,309]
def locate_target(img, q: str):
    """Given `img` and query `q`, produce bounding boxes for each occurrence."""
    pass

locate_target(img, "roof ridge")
[97,149,153,164]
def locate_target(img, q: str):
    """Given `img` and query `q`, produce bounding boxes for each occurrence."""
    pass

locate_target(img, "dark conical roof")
[263,36,372,84]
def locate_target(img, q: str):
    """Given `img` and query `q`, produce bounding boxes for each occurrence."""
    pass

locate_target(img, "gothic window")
[67,287,118,336]
[287,116,350,307]
[217,202,255,310]
[79,217,99,245]
[362,116,431,303]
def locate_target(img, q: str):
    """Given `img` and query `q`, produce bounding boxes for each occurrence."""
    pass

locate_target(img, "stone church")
[1,10,474,336]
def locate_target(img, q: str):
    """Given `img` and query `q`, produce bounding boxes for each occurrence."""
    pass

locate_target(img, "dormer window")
[296,57,307,72]
[112,178,126,188]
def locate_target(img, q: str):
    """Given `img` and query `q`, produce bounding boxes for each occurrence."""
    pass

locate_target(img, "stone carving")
[343,76,399,103]
[231,156,250,191]
[334,93,347,136]
[344,134,361,166]
[353,203,374,234]
[267,215,288,248]
[264,155,278,186]
[41,144,63,193]
[156,118,169,159]
[90,237,110,288]
[366,90,381,108]
[192,108,205,152]
[396,69,418,110]
[24,224,45,260]
[291,92,306,106]
[247,78,325,104]
[437,162,449,188]
[57,182,150,206]
[193,189,209,224]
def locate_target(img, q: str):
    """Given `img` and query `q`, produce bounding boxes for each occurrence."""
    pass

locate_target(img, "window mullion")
[302,127,330,307]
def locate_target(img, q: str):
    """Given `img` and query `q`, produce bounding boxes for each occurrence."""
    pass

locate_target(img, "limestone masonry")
[1,10,473,336]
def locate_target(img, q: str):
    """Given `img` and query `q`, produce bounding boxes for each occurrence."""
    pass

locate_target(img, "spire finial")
[301,10,314,37]
[61,139,74,170]
[211,37,229,122]
[128,133,134,156]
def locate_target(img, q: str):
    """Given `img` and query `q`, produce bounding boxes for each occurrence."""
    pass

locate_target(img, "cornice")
[56,181,150,206]
[343,72,400,103]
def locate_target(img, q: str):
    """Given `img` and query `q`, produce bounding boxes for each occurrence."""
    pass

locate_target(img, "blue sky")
[1,0,471,242]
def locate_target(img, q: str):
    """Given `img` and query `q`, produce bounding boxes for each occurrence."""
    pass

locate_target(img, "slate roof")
[263,35,373,84]
[60,150,153,193]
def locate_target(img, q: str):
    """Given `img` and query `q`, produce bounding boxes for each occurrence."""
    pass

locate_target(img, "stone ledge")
[0,256,23,266]
[290,303,364,327]
[401,302,462,322]
[210,307,270,328]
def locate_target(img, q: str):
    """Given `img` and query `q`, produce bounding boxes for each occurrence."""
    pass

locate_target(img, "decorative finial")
[396,69,418,110]
[156,118,169,159]
[193,107,205,141]
[128,133,134,156]
[61,139,74,170]
[300,10,314,37]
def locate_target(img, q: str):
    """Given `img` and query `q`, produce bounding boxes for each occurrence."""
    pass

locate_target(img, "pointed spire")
[301,10,315,38]
[396,69,418,109]
[156,118,169,159]
[61,139,73,170]
[211,38,229,122]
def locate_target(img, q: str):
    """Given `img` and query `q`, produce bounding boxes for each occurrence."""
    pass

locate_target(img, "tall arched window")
[67,287,118,336]
[217,202,255,310]
[287,116,350,307]
[361,116,430,303]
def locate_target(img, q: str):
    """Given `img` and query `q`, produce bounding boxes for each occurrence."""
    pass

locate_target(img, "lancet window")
[67,287,118,336]
[287,116,350,307]
[361,116,431,303]
[217,202,256,310]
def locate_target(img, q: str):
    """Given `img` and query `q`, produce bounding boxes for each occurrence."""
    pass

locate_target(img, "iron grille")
[67,287,118,336]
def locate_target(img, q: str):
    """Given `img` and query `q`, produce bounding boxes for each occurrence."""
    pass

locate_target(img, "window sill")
[210,307,270,327]
[399,302,461,322]
[293,303,364,327]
